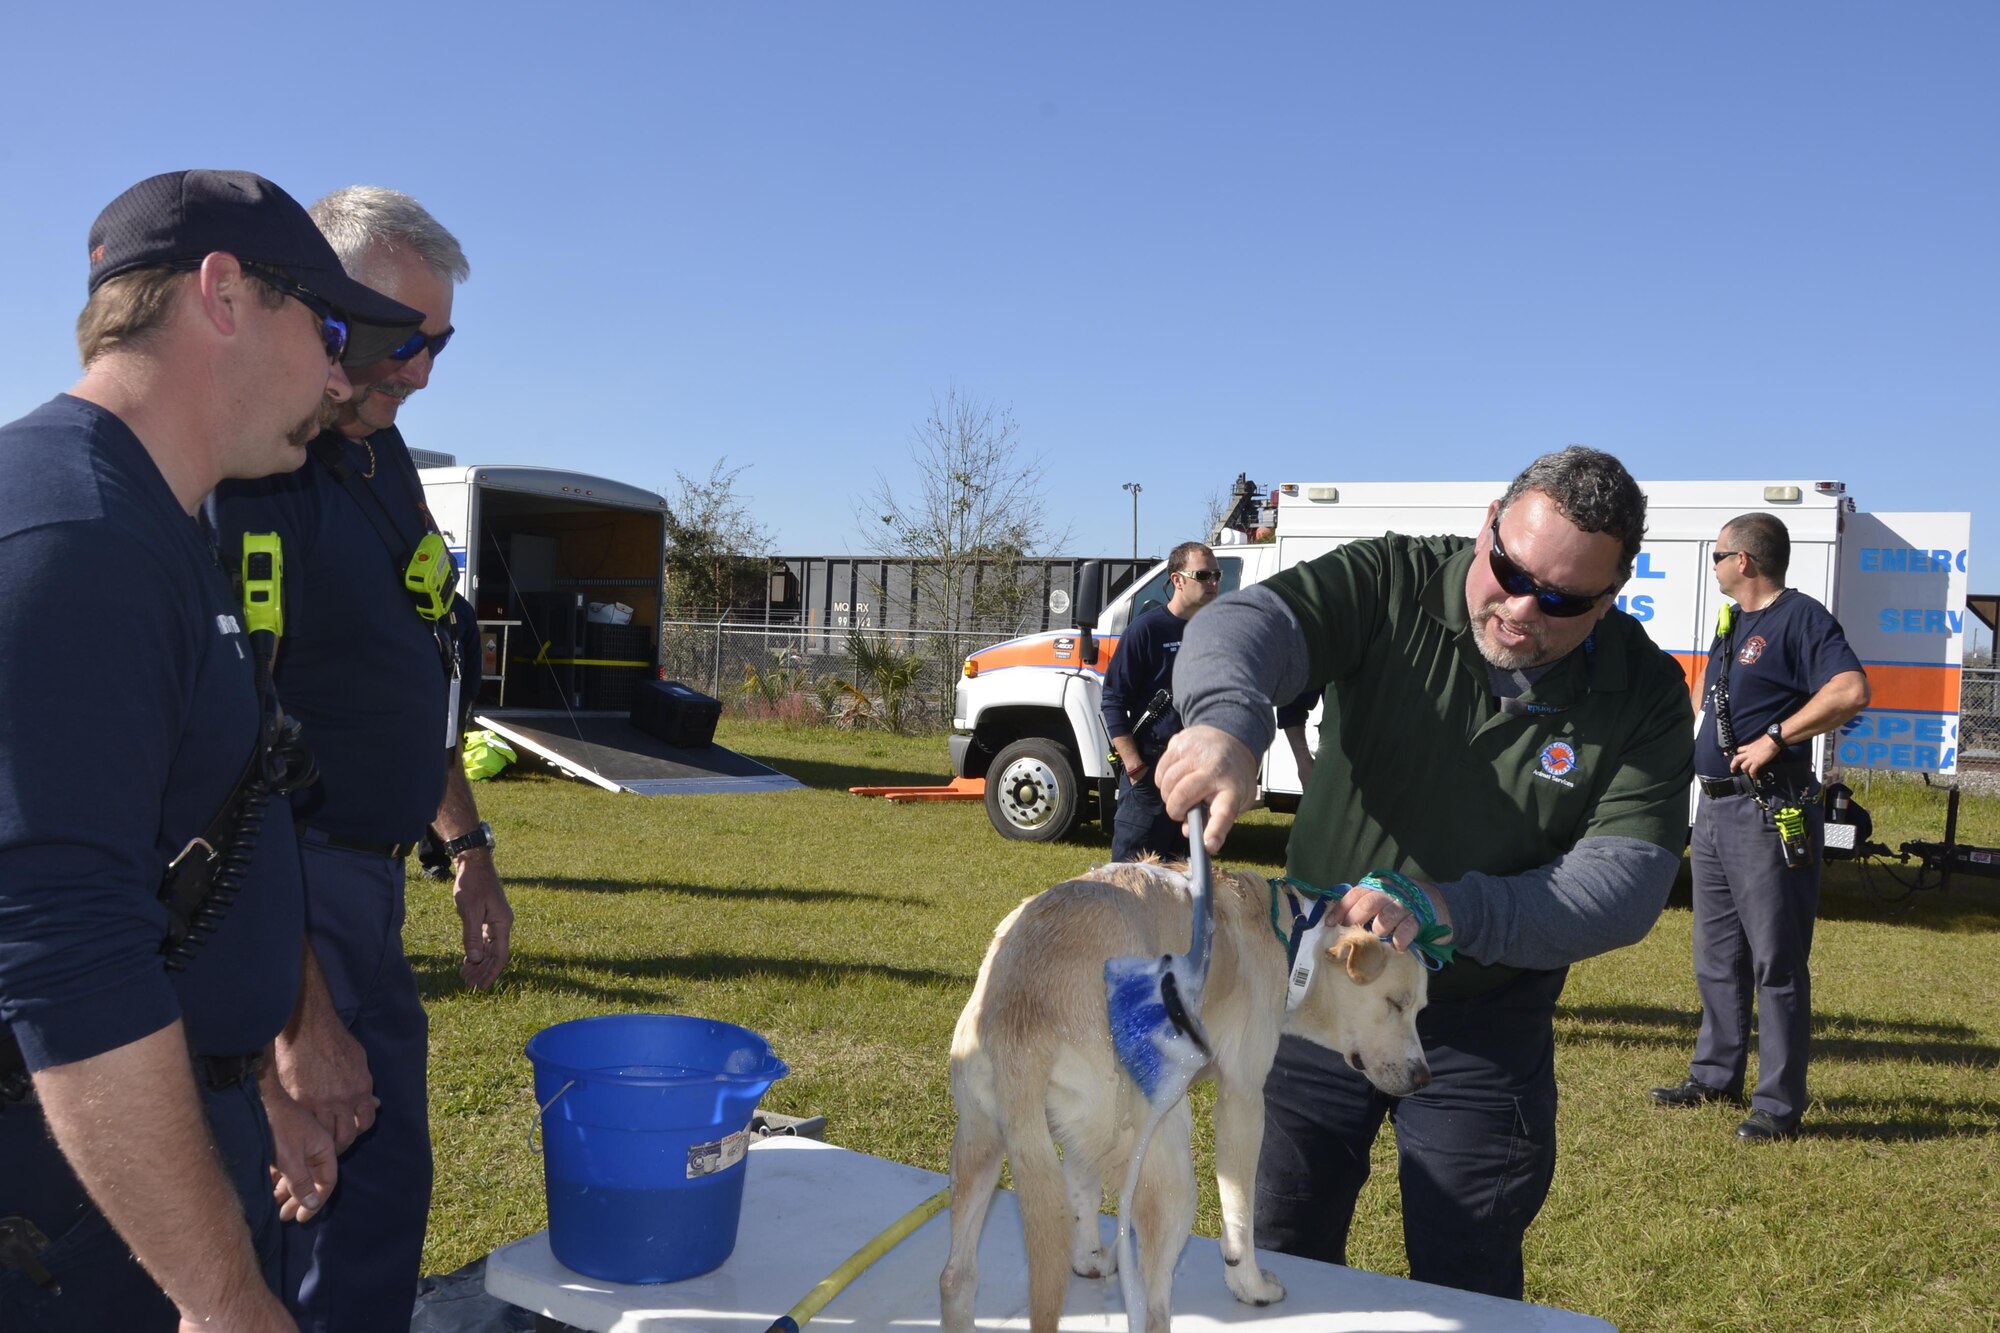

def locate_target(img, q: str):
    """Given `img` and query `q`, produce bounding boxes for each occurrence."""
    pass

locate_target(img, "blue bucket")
[526,1013,788,1284]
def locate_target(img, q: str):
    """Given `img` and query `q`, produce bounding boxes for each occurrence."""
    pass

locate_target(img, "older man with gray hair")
[211,186,511,1332]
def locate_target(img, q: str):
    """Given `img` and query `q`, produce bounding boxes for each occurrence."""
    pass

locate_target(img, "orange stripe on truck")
[968,637,1120,673]
[1668,652,1961,713]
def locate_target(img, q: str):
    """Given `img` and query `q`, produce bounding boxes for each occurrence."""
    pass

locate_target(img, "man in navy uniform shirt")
[212,186,511,1332]
[0,171,419,1330]
[1101,540,1223,860]
[1652,512,1867,1141]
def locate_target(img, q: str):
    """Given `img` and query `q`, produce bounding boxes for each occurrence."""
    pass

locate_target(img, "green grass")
[409,723,2000,1331]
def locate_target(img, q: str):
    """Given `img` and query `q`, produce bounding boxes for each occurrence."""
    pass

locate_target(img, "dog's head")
[1284,926,1431,1097]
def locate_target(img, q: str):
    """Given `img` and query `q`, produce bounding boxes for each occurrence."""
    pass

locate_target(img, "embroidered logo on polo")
[1534,740,1579,789]
[1738,636,1767,665]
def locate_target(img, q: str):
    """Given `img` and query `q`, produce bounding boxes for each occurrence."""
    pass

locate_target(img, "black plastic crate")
[631,680,721,748]
[582,623,653,712]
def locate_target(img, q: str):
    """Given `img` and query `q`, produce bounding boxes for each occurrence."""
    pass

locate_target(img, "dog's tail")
[995,1055,1074,1331]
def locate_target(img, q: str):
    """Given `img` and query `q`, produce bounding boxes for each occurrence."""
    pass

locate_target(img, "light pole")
[1121,481,1142,560]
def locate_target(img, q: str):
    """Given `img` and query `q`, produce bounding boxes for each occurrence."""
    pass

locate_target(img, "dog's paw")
[1071,1244,1117,1279]
[1225,1264,1286,1307]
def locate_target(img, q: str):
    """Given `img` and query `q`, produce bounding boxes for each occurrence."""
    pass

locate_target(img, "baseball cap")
[87,170,424,366]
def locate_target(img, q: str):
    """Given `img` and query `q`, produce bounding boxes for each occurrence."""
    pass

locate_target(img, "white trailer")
[420,464,799,796]
[950,478,1969,842]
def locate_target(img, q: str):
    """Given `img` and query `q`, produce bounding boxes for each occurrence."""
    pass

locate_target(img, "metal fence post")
[712,610,726,698]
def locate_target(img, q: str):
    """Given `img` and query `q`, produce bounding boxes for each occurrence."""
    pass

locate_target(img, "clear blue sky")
[2,3,1993,633]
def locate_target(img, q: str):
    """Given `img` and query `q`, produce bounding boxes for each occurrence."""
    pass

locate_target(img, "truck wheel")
[985,738,1081,842]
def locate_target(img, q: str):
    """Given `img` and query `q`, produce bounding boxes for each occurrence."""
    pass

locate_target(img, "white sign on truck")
[950,478,1970,843]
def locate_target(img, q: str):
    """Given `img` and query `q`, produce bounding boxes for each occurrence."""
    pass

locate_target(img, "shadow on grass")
[513,875,924,907]
[410,949,972,1006]
[1805,1093,2000,1142]
[1557,1004,2000,1066]
[1662,855,2000,933]
[1814,1017,2000,1068]
[720,750,946,793]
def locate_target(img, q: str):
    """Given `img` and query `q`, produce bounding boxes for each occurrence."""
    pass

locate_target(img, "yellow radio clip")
[404,532,455,621]
[241,533,284,639]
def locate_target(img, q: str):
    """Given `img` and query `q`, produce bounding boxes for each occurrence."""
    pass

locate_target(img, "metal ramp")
[472,710,802,796]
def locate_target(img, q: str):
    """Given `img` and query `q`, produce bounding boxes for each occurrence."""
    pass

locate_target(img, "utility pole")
[1121,481,1142,560]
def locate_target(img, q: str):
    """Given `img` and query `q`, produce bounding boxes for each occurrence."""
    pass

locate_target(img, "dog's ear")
[1330,927,1388,984]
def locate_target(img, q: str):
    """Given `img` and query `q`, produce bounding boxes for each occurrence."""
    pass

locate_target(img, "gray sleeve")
[1432,836,1680,971]
[1173,585,1315,760]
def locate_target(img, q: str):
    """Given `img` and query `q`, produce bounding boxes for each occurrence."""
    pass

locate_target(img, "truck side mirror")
[1073,561,1104,665]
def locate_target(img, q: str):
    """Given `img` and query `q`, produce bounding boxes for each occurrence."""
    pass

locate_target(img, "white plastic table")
[485,1138,1614,1331]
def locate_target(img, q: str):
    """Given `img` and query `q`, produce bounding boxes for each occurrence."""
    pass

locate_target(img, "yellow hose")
[763,1186,951,1332]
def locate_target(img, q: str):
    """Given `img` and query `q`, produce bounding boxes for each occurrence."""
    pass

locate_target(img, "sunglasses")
[1178,568,1222,584]
[1711,550,1739,564]
[1487,517,1618,619]
[385,325,454,363]
[243,263,348,363]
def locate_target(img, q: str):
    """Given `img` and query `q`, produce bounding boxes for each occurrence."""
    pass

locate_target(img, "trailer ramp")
[473,710,802,796]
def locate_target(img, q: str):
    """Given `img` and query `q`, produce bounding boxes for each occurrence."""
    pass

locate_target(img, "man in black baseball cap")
[88,170,423,366]
[0,169,422,1331]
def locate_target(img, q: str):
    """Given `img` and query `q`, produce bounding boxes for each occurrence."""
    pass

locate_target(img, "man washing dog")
[1154,447,1696,1299]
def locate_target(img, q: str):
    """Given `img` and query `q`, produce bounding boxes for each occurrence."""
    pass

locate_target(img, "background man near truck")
[212,186,512,1331]
[1101,539,1222,860]
[0,170,419,1329]
[1154,446,1695,1298]
[1652,511,1867,1141]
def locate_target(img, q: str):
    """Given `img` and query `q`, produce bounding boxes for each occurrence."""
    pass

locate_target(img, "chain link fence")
[658,614,1038,732]
[656,613,2000,755]
[1960,667,1998,763]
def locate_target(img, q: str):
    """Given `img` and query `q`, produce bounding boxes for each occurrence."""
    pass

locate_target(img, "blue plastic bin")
[526,1013,788,1283]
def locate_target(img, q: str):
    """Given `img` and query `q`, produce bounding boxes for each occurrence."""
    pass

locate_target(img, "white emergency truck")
[950,479,1970,842]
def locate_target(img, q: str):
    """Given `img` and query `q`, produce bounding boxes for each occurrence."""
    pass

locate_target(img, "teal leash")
[1270,871,1457,971]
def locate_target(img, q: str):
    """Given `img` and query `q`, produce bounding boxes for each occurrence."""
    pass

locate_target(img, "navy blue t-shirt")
[212,426,460,843]
[1102,604,1189,757]
[1694,588,1863,779]
[0,396,303,1069]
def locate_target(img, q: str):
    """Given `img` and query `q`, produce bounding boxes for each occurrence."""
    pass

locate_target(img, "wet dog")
[940,859,1430,1333]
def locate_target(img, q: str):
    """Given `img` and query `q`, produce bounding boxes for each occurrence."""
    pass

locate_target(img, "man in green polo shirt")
[1154,446,1694,1300]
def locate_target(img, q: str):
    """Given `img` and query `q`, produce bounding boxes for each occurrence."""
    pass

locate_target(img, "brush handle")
[1186,804,1213,980]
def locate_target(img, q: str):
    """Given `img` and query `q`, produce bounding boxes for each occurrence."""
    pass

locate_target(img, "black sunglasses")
[243,263,348,363]
[385,325,454,363]
[1712,549,1740,564]
[1178,568,1222,584]
[1488,518,1618,619]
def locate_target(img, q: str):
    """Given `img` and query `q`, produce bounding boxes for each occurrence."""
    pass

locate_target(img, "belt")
[198,1051,264,1092]
[1698,764,1815,799]
[2,1051,263,1110]
[296,823,416,861]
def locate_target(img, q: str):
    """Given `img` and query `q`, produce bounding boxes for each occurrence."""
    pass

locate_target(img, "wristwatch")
[1766,723,1786,747]
[439,820,495,859]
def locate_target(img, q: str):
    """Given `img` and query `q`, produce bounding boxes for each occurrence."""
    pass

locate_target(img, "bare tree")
[663,458,773,617]
[1199,485,1231,544]
[859,390,1069,724]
